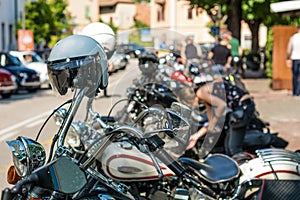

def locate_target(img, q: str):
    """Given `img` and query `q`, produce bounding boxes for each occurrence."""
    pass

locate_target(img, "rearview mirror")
[31,156,87,194]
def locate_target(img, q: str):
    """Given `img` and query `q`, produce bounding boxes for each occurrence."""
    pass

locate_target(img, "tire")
[119,65,127,70]
[27,88,38,93]
[1,93,12,99]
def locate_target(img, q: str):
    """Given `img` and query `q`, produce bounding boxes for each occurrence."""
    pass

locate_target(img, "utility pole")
[22,0,26,29]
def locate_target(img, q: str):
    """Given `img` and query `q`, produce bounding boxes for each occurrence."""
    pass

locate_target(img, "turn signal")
[7,165,21,184]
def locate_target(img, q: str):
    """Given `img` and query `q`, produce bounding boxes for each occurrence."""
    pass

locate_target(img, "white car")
[9,50,50,88]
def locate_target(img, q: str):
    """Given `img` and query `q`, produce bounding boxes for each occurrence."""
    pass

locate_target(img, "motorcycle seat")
[179,154,240,184]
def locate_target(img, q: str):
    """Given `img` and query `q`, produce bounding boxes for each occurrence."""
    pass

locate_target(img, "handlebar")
[80,108,164,179]
[1,173,39,200]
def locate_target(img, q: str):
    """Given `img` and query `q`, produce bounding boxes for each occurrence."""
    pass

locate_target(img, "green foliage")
[128,29,153,47]
[133,19,149,29]
[190,0,229,17]
[99,19,118,35]
[265,28,274,78]
[17,0,72,47]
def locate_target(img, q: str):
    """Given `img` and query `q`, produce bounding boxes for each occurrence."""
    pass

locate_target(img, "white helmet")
[81,22,116,59]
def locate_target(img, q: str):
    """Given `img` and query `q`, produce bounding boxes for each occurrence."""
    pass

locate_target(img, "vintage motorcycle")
[2,34,140,200]
[50,98,300,200]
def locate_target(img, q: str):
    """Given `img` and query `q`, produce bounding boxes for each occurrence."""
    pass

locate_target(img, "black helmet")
[189,61,200,75]
[138,51,158,76]
[138,51,158,64]
[47,35,108,96]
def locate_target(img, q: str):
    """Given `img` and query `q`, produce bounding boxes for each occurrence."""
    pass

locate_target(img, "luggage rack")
[255,148,300,179]
[255,148,300,163]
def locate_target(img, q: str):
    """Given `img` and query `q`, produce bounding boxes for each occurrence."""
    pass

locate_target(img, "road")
[0,59,139,190]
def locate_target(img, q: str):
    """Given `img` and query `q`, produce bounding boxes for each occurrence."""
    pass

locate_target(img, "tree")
[189,0,292,52]
[17,0,72,47]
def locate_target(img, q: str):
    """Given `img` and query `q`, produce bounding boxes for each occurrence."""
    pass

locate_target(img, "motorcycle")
[51,98,300,200]
[1,34,139,200]
[50,97,300,200]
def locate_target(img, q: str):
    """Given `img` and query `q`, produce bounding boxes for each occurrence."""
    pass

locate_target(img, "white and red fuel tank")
[101,141,175,181]
[239,148,300,182]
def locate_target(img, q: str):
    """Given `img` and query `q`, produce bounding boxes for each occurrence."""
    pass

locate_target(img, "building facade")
[0,0,24,51]
[68,0,136,34]
[150,0,214,44]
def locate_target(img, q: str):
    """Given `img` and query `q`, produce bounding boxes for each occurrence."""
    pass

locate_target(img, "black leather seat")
[179,154,240,183]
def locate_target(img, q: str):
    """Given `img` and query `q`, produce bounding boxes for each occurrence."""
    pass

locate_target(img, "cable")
[35,99,72,141]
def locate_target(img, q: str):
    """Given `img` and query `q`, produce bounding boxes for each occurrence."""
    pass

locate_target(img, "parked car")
[0,68,17,99]
[116,43,146,58]
[9,50,50,88]
[0,52,40,93]
[108,51,130,74]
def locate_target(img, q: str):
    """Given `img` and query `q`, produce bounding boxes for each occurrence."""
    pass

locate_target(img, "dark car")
[108,51,130,74]
[116,43,146,58]
[0,52,40,92]
[0,68,17,98]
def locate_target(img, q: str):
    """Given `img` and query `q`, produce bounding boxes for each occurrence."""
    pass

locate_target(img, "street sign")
[18,30,34,51]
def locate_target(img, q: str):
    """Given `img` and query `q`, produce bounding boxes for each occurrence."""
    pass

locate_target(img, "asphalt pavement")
[242,78,300,152]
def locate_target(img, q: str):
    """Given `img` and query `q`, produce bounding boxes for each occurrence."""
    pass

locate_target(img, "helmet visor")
[48,55,102,96]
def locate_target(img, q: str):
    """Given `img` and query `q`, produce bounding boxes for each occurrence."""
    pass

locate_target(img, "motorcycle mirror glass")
[170,102,192,120]
[159,109,191,159]
[32,156,87,194]
[53,107,68,126]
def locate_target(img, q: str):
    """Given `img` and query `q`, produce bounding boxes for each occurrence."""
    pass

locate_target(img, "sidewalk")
[242,78,300,151]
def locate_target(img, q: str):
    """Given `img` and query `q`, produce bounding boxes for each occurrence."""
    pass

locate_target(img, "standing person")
[209,36,232,75]
[223,31,243,74]
[286,25,300,97]
[182,35,202,62]
[181,35,202,75]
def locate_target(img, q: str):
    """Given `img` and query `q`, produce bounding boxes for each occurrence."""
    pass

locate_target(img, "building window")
[157,9,161,21]
[157,4,165,22]
[188,7,193,19]
[9,24,13,50]
[161,4,165,21]
[85,5,90,19]
[1,23,5,50]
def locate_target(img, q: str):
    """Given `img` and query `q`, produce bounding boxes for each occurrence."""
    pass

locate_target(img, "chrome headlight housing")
[65,122,86,148]
[6,136,46,177]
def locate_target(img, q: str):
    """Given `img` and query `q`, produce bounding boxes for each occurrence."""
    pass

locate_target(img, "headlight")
[65,122,85,148]
[17,72,27,78]
[135,50,141,55]
[6,136,46,177]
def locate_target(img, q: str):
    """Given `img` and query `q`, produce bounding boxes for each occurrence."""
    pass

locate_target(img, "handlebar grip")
[154,148,185,176]
[1,188,14,200]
